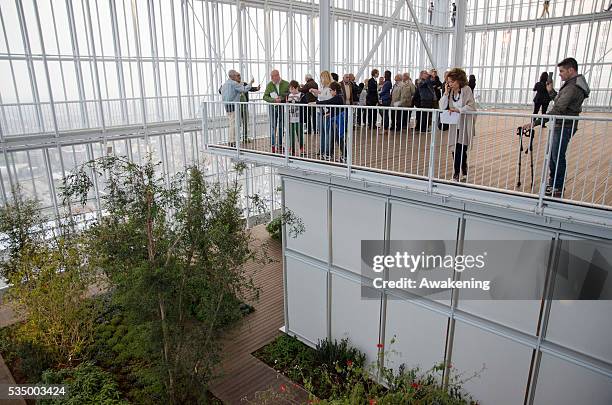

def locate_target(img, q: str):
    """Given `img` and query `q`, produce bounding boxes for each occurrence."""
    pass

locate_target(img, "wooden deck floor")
[209,225,309,404]
[230,109,611,208]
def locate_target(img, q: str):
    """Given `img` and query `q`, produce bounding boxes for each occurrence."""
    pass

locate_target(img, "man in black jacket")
[366,69,380,128]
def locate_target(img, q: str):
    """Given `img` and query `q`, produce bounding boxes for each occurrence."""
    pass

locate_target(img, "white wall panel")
[285,179,328,261]
[286,256,327,344]
[460,217,553,334]
[389,201,460,304]
[384,298,448,372]
[452,322,532,405]
[331,274,382,363]
[546,237,612,363]
[331,189,386,273]
[533,354,612,405]
[389,201,460,240]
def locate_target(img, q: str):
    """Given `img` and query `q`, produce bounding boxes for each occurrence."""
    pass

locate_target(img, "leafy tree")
[0,190,97,366]
[62,156,261,403]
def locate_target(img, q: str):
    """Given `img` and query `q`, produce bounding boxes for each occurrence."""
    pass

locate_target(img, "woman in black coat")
[532,72,551,115]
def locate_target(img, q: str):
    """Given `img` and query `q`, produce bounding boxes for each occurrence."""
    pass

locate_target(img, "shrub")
[314,338,366,370]
[39,361,127,404]
[0,191,97,367]
[266,216,282,240]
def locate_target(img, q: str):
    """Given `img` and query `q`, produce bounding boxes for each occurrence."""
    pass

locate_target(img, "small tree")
[62,156,261,403]
[0,190,96,366]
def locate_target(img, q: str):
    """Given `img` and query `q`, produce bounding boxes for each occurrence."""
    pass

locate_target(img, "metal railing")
[0,94,232,137]
[201,100,612,211]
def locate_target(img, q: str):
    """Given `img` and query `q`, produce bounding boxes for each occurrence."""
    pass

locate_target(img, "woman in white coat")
[439,68,477,182]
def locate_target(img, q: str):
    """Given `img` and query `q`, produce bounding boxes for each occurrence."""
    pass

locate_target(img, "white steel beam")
[319,0,330,71]
[452,0,466,67]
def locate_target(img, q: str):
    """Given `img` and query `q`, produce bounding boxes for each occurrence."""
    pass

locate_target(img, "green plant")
[62,156,262,404]
[314,338,367,370]
[265,209,305,241]
[39,361,128,404]
[255,334,480,405]
[0,190,97,367]
[266,216,282,240]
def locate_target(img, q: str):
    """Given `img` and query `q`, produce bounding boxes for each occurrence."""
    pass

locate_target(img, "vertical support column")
[15,0,44,132]
[428,112,438,192]
[236,0,245,76]
[109,0,128,124]
[346,107,353,178]
[537,117,555,211]
[263,6,272,74]
[280,177,289,332]
[130,0,149,141]
[66,0,90,128]
[84,0,107,132]
[452,0,467,67]
[147,0,164,121]
[319,0,331,72]
[170,0,184,130]
[181,0,194,119]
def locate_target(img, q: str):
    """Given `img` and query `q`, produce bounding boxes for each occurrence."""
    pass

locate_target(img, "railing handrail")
[200,100,612,122]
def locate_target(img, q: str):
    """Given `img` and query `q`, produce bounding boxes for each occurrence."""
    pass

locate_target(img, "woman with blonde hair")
[439,67,477,182]
[310,71,334,157]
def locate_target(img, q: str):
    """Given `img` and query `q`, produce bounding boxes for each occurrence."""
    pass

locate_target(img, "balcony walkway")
[209,224,309,404]
[214,109,611,209]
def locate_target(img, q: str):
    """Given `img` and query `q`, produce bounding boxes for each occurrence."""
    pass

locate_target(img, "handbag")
[437,102,449,131]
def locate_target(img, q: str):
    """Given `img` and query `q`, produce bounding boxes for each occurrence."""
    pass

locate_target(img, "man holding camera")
[522,57,590,198]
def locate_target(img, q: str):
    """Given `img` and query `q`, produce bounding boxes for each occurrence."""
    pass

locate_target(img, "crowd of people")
[220,57,590,196]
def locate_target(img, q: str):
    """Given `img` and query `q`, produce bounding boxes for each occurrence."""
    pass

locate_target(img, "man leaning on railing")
[220,70,254,147]
[522,57,590,198]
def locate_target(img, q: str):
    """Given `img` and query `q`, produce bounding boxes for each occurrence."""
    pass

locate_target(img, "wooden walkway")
[231,109,611,208]
[209,225,309,404]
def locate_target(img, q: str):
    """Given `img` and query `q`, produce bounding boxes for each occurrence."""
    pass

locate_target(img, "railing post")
[284,103,290,164]
[235,102,241,155]
[346,106,354,179]
[201,102,209,149]
[428,109,438,193]
[537,116,555,211]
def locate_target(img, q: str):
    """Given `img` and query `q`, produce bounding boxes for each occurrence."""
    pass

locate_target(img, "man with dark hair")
[523,57,590,198]
[366,69,380,128]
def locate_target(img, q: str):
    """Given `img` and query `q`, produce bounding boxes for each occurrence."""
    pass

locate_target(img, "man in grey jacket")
[523,57,590,197]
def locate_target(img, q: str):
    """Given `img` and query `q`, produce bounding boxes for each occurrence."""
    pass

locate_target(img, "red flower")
[411,382,421,389]
[369,400,377,405]
[280,384,286,392]
[346,360,353,367]
[376,343,384,349]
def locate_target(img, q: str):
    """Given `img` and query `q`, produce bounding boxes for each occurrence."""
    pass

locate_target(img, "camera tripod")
[516,126,535,189]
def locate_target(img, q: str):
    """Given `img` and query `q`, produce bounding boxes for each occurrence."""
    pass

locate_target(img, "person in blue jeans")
[523,57,590,198]
[378,70,393,129]
[315,81,344,160]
